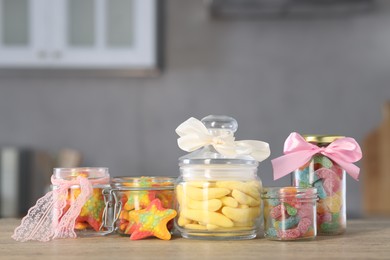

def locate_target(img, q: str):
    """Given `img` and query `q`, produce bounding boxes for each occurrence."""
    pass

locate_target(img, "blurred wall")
[1,0,390,217]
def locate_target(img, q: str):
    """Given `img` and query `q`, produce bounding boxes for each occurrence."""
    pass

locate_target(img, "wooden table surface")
[0,218,389,260]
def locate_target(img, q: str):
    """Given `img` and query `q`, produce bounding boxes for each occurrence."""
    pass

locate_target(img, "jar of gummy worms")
[52,167,113,236]
[175,115,270,240]
[262,187,317,241]
[110,177,175,237]
[291,135,347,235]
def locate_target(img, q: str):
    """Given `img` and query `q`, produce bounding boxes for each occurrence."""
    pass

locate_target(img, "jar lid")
[303,135,345,144]
[178,115,260,166]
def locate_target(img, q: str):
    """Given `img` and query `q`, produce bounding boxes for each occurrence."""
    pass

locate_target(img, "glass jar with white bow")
[174,115,271,240]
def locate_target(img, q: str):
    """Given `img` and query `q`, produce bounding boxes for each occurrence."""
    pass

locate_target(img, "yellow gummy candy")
[231,189,260,207]
[324,194,342,213]
[185,186,230,201]
[184,224,207,230]
[221,206,260,223]
[178,216,192,227]
[187,198,222,212]
[181,208,234,227]
[216,181,260,199]
[220,196,239,208]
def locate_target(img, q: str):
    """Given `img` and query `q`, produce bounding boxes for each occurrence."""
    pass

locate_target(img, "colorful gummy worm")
[263,187,316,240]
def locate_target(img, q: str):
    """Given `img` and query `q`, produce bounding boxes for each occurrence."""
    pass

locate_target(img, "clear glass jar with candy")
[110,177,176,240]
[291,135,347,235]
[262,187,317,241]
[175,115,270,240]
[52,167,113,236]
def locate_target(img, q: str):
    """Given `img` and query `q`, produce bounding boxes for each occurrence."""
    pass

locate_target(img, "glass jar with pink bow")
[272,133,362,235]
[174,115,271,240]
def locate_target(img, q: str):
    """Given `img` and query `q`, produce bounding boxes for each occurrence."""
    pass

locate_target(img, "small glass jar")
[175,115,263,240]
[262,187,317,241]
[110,177,175,236]
[291,135,347,235]
[52,167,112,236]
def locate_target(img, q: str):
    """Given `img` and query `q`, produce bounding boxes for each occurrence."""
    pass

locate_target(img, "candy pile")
[68,187,106,232]
[262,187,317,240]
[115,177,176,240]
[176,180,261,233]
[294,155,345,234]
[64,172,107,232]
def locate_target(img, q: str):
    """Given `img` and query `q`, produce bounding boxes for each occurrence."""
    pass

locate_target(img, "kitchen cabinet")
[0,0,158,71]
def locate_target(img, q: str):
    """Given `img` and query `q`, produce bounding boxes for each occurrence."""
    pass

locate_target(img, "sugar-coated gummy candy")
[270,204,286,219]
[318,212,332,224]
[297,203,314,220]
[284,203,297,216]
[313,180,327,199]
[313,155,333,169]
[266,227,278,237]
[297,218,312,234]
[320,222,340,232]
[315,168,336,180]
[275,215,300,230]
[277,228,301,239]
[324,194,342,213]
[323,177,341,195]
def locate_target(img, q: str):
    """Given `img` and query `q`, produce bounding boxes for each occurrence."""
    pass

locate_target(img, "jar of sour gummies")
[174,115,271,240]
[262,187,317,240]
[291,135,348,235]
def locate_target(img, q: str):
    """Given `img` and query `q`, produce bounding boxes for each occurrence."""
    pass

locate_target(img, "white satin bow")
[175,117,271,162]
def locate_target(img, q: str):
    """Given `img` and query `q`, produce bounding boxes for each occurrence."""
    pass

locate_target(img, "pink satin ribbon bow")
[271,132,362,181]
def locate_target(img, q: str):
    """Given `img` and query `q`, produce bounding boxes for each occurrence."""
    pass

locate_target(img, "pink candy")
[270,204,287,219]
[318,212,332,224]
[323,177,341,195]
[297,218,312,234]
[277,228,301,239]
[315,168,336,180]
[297,203,314,220]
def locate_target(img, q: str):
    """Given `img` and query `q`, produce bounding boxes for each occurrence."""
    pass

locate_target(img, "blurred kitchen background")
[0,0,389,218]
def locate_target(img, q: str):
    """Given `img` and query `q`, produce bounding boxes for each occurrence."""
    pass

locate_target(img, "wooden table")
[1,218,389,259]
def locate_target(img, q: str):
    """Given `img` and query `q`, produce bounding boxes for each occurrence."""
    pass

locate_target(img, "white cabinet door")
[0,0,49,67]
[0,0,157,70]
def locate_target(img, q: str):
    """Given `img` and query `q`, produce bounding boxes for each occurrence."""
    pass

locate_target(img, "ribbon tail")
[54,177,93,239]
[236,140,271,162]
[12,191,56,242]
[272,150,317,180]
[326,155,360,181]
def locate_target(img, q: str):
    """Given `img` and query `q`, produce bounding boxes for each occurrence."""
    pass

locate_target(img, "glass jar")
[262,187,317,241]
[291,135,347,235]
[52,167,112,236]
[110,177,175,238]
[175,115,264,240]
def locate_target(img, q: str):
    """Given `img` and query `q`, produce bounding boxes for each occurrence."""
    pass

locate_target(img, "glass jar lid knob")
[201,115,238,133]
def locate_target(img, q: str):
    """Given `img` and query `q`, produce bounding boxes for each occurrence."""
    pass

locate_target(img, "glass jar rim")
[261,186,317,200]
[111,176,175,190]
[53,167,109,180]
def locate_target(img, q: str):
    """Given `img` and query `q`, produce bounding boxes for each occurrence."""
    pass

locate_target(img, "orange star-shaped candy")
[128,198,177,240]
